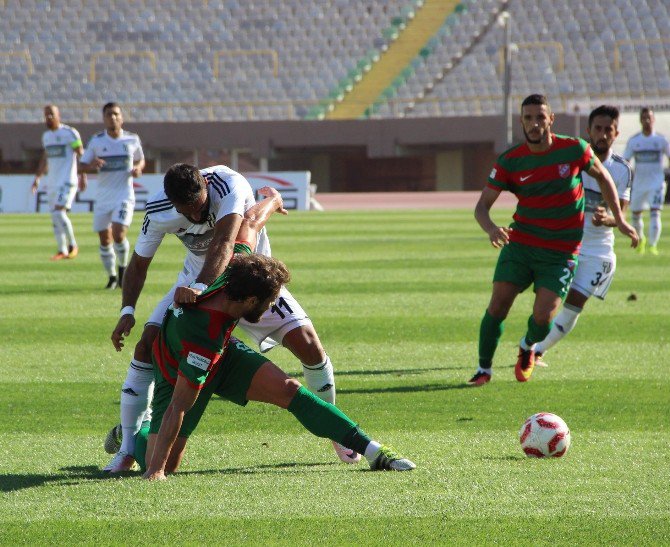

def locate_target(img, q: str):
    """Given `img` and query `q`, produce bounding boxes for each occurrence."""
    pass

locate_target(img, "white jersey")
[580,152,632,257]
[42,124,82,189]
[81,130,144,205]
[134,165,270,277]
[623,131,670,188]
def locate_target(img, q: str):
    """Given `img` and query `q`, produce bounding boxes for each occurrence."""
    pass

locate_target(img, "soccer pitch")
[0,209,668,545]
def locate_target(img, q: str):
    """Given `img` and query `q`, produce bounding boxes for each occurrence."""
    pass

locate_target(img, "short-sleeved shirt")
[42,124,82,188]
[580,152,632,257]
[80,130,144,205]
[623,132,670,188]
[152,243,252,390]
[487,134,595,256]
[134,165,270,278]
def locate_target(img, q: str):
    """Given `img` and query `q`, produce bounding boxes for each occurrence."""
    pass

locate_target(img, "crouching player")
[106,188,415,478]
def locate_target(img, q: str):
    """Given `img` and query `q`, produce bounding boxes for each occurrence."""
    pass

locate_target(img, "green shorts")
[150,337,269,438]
[493,242,578,299]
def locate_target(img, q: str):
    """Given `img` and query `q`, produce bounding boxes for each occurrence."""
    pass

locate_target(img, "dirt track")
[313,191,517,211]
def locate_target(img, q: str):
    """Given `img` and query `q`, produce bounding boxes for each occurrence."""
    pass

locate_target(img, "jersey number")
[270,296,293,319]
[558,267,572,287]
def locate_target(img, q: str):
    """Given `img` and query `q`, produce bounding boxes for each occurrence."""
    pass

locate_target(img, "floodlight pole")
[501,12,513,148]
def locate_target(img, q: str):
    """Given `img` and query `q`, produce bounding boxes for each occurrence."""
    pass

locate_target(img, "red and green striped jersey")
[152,243,252,389]
[487,134,595,255]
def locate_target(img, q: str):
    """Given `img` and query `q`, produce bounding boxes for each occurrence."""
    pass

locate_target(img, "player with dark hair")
[80,102,145,289]
[623,107,670,255]
[107,189,415,479]
[534,105,632,361]
[105,163,358,473]
[467,94,638,386]
[31,105,86,260]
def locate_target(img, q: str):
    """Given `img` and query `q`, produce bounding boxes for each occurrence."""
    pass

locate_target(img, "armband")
[120,306,135,317]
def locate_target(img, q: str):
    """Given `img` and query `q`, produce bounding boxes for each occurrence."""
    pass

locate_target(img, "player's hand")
[487,226,511,248]
[31,179,39,195]
[173,286,202,307]
[143,469,167,481]
[78,172,88,192]
[111,314,136,352]
[91,157,106,170]
[257,186,288,215]
[591,206,609,226]
[616,219,639,248]
[131,166,143,178]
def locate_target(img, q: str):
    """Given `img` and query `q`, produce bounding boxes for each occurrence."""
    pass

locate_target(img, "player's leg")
[237,287,358,462]
[57,184,79,257]
[94,206,117,288]
[630,187,648,254]
[648,209,661,254]
[469,243,530,386]
[111,200,134,287]
[534,289,588,363]
[225,341,414,471]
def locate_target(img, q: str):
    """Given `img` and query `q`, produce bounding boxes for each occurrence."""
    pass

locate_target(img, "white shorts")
[48,182,77,210]
[570,254,616,300]
[630,183,666,211]
[146,269,311,352]
[93,199,135,232]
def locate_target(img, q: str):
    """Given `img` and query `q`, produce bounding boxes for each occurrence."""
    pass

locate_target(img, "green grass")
[0,209,668,545]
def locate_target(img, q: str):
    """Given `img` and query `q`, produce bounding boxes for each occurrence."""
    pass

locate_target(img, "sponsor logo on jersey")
[100,155,130,172]
[46,144,66,158]
[489,168,497,179]
[187,351,211,371]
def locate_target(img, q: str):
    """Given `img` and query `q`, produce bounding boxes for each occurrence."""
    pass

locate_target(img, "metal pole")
[502,12,513,148]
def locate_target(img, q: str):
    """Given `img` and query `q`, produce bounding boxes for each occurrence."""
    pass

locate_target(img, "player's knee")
[282,326,325,365]
[135,326,159,362]
[283,378,302,400]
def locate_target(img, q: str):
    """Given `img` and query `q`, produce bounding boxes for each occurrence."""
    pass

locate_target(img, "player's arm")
[111,252,153,351]
[236,186,287,248]
[74,145,88,191]
[31,152,47,194]
[592,199,629,228]
[143,375,199,481]
[587,158,638,247]
[131,157,145,178]
[475,186,510,248]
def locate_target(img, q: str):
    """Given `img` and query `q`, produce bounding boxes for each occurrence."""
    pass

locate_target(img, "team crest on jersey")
[567,259,576,271]
[558,164,570,178]
[489,168,497,179]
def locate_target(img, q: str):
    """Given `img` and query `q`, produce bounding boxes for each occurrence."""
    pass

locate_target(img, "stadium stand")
[0,0,668,122]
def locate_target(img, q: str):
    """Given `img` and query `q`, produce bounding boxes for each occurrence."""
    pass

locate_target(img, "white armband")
[120,306,135,317]
[188,282,209,292]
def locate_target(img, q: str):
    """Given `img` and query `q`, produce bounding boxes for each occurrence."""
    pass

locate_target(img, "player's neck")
[106,128,122,139]
[642,128,653,136]
[526,134,552,153]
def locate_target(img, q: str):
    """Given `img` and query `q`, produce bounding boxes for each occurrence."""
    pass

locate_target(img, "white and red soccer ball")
[519,412,571,458]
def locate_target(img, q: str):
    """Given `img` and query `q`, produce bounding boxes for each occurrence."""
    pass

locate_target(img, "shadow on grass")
[338,382,473,395]
[0,465,132,493]
[481,455,525,462]
[179,461,345,477]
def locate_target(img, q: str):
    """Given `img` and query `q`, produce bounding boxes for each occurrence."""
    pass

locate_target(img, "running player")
[623,107,670,255]
[467,94,638,387]
[31,105,86,260]
[124,189,414,479]
[534,105,632,362]
[104,163,355,473]
[80,102,145,289]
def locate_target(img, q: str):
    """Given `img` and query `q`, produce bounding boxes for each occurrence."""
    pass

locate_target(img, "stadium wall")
[0,113,587,192]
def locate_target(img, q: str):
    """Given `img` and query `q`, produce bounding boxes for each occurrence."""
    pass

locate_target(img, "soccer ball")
[519,412,571,458]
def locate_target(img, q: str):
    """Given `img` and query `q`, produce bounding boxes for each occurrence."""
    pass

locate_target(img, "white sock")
[649,210,662,246]
[477,366,492,375]
[364,440,382,462]
[51,210,68,253]
[632,212,644,240]
[535,304,582,355]
[60,210,76,247]
[114,239,131,268]
[119,360,155,455]
[302,355,335,404]
[519,337,535,351]
[100,244,116,276]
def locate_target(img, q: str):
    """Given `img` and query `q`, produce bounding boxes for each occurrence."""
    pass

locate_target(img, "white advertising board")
[0,171,311,213]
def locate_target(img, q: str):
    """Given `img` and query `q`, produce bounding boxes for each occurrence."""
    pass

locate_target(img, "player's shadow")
[482,455,525,462]
[333,366,464,376]
[338,382,472,395]
[0,465,124,493]
[179,461,343,477]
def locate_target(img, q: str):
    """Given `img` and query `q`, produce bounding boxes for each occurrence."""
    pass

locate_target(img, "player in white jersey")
[623,107,670,255]
[31,105,86,260]
[535,106,632,363]
[104,163,357,472]
[80,102,145,288]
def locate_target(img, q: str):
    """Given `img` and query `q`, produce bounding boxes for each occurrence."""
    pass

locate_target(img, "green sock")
[478,310,504,368]
[525,315,551,346]
[133,420,151,472]
[287,386,371,454]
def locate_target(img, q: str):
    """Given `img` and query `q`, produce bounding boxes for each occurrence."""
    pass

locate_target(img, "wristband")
[120,306,135,317]
[188,282,208,292]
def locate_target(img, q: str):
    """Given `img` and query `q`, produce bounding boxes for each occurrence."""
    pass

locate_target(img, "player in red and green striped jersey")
[468,94,638,387]
[128,189,415,479]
